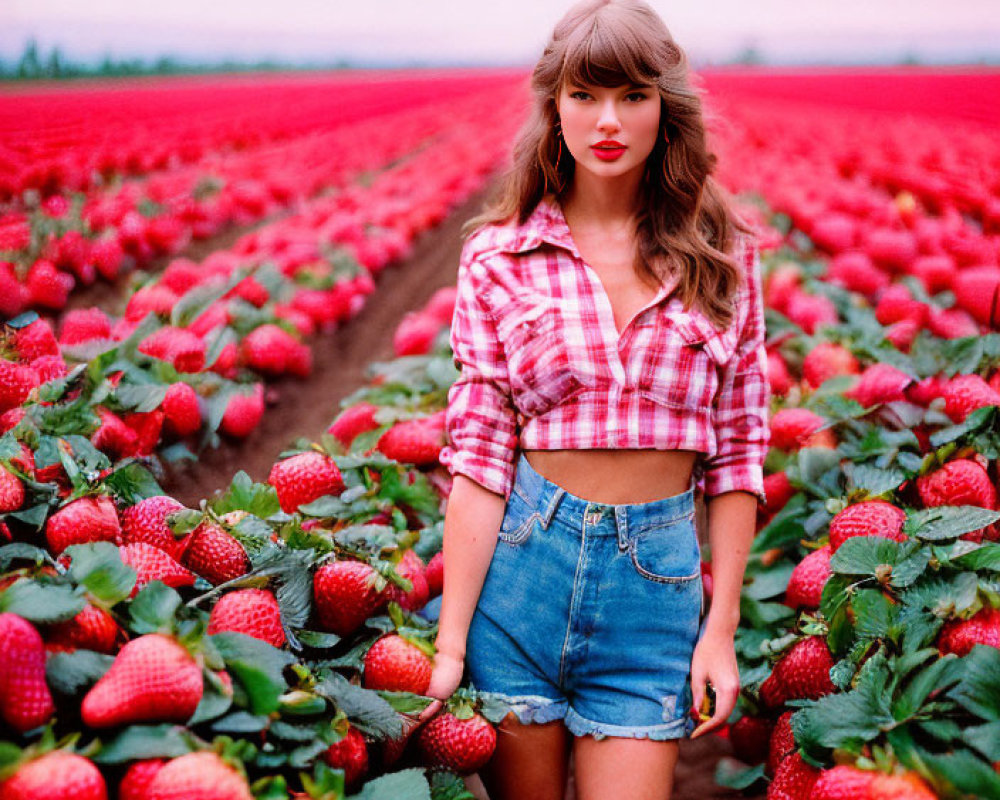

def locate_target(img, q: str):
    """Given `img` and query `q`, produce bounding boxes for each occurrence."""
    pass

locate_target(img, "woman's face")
[555,79,661,185]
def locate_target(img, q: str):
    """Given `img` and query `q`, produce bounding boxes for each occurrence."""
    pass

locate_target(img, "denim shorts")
[465,452,706,741]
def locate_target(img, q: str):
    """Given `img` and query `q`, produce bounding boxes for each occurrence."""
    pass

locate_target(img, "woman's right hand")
[418,650,466,724]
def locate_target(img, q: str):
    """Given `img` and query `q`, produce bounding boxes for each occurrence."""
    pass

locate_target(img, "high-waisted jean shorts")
[465,452,706,741]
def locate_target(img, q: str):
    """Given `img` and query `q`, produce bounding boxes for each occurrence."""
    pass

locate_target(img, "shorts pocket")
[498,489,540,546]
[628,513,701,583]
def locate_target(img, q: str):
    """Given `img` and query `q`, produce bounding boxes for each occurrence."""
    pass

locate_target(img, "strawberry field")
[1,67,999,800]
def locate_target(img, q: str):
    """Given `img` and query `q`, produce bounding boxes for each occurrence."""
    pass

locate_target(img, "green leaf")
[128,582,182,634]
[294,630,341,649]
[0,542,51,571]
[901,572,979,617]
[713,759,766,791]
[377,691,435,715]
[945,644,1000,721]
[750,495,810,554]
[965,721,1000,762]
[64,542,136,605]
[210,711,271,733]
[211,632,296,715]
[188,669,234,725]
[104,462,165,505]
[850,463,907,497]
[0,578,85,623]
[905,506,1000,542]
[212,471,280,519]
[829,537,929,588]
[743,561,796,601]
[314,671,404,739]
[953,542,1000,572]
[892,651,961,721]
[93,724,193,764]
[114,383,168,413]
[45,649,114,695]
[429,771,476,800]
[350,768,430,800]
[917,749,1000,799]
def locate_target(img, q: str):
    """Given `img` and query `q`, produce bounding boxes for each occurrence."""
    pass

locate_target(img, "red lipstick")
[591,140,626,161]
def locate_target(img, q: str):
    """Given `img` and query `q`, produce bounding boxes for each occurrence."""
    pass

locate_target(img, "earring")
[554,119,563,168]
[663,127,671,145]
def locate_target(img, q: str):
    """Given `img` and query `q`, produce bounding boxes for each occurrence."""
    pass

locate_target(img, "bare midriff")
[522,448,699,505]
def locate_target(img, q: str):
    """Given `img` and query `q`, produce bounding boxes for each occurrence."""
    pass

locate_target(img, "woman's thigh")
[573,735,680,800]
[477,713,572,800]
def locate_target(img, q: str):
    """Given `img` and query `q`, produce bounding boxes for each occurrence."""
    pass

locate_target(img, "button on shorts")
[465,451,706,741]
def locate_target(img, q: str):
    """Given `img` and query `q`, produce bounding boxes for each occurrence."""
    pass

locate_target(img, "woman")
[424,1,771,797]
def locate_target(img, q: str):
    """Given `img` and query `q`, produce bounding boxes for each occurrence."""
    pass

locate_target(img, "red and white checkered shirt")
[439,195,770,505]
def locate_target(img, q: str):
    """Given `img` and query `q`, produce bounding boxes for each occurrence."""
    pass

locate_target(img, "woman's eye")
[570,91,591,100]
[626,92,648,102]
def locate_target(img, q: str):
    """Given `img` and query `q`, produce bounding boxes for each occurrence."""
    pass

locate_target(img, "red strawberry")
[91,407,139,459]
[869,771,938,800]
[91,237,124,281]
[393,311,441,356]
[425,551,444,598]
[865,228,918,274]
[927,307,979,339]
[0,359,39,413]
[809,213,857,254]
[767,752,820,800]
[845,363,914,408]
[208,589,285,648]
[219,384,264,438]
[119,542,196,596]
[424,286,458,325]
[240,323,311,378]
[26,259,74,310]
[138,327,206,374]
[759,636,836,708]
[120,496,188,559]
[765,263,801,314]
[728,714,774,765]
[327,402,381,447]
[917,459,997,543]
[811,765,877,800]
[161,382,202,437]
[937,605,1000,657]
[765,710,796,776]
[416,710,497,775]
[386,549,430,612]
[769,408,827,451]
[952,266,1000,327]
[362,633,432,694]
[942,374,1000,423]
[45,603,120,654]
[0,465,25,512]
[784,545,832,610]
[146,751,253,800]
[906,374,949,407]
[828,500,907,553]
[785,290,838,335]
[58,308,112,345]
[313,559,389,636]
[768,351,794,397]
[0,751,106,800]
[118,760,166,800]
[874,284,928,327]
[13,318,60,361]
[802,342,859,389]
[826,251,888,299]
[81,633,202,728]
[268,451,345,514]
[46,495,122,555]
[0,613,56,732]
[181,522,250,586]
[322,723,369,790]
[31,354,68,384]
[763,471,796,515]
[376,416,445,466]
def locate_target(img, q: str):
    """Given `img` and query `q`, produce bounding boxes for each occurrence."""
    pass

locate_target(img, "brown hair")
[462,0,752,329]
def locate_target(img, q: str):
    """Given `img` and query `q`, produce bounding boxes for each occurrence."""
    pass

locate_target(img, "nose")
[596,98,622,134]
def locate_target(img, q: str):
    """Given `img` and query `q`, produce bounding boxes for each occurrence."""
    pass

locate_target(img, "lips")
[592,140,625,149]
[591,141,626,161]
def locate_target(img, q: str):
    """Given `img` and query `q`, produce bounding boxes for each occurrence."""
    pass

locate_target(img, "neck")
[559,166,644,227]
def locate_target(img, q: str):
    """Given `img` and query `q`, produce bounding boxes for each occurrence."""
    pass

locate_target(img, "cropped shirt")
[438,195,771,506]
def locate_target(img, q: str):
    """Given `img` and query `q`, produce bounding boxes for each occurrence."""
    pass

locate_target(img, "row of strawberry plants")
[0,284,509,798]
[0,77,525,316]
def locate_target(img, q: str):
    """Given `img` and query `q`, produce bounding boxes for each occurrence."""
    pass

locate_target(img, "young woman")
[423,1,770,798]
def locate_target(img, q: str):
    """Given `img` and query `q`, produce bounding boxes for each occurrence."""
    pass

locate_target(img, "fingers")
[689,681,738,740]
[418,698,443,725]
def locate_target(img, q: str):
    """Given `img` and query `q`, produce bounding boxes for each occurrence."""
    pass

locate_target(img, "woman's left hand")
[688,626,740,739]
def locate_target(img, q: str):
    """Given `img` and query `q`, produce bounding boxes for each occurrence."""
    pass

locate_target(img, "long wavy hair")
[462,0,752,329]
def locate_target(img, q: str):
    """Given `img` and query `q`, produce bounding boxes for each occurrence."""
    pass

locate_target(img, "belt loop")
[541,487,565,529]
[614,506,629,551]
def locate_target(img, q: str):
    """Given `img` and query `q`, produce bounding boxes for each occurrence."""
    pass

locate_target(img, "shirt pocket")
[494,297,588,418]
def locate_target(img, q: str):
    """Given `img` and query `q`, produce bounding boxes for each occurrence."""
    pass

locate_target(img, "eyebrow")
[567,82,653,91]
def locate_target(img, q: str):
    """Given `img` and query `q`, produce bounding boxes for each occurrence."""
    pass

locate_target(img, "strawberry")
[45,603,120,654]
[393,311,441,356]
[844,363,914,408]
[865,228,918,274]
[207,589,285,648]
[759,636,836,708]
[0,263,28,318]
[942,374,1000,424]
[765,263,801,315]
[386,548,430,612]
[322,723,369,790]
[784,291,838,335]
[768,351,794,397]
[219,384,264,438]
[784,545,832,610]
[425,551,444,598]
[0,359,39,413]
[769,408,827,451]
[91,237,124,281]
[766,752,820,800]
[146,751,253,800]
[0,751,106,800]
[828,500,907,553]
[13,318,60,361]
[362,633,432,694]
[884,317,921,353]
[952,266,1000,327]
[181,522,250,585]
[424,286,458,325]
[376,416,445,466]
[0,465,25,512]
[937,605,1000,657]
[31,354,68,384]
[811,765,877,800]
[239,323,311,378]
[58,308,112,345]
[802,342,858,389]
[874,284,928,327]
[268,451,345,514]
[917,459,997,543]
[46,495,122,555]
[161,382,202,437]
[728,714,774,765]
[119,542,196,596]
[416,710,497,775]
[765,710,796,776]
[121,495,189,558]
[906,374,949,407]
[869,771,938,800]
[763,471,796,515]
[26,259,74,310]
[91,407,139,459]
[826,251,888,299]
[118,760,166,800]
[81,633,202,728]
[0,613,55,732]
[327,402,381,447]
[927,307,979,340]
[138,327,206,374]
[313,559,389,636]
[809,213,857,254]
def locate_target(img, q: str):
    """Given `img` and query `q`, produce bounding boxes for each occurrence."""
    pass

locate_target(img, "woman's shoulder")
[460,200,550,268]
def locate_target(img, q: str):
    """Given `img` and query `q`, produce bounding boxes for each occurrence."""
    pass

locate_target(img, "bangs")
[560,15,660,90]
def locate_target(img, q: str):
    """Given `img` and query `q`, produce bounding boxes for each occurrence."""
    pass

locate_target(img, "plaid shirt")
[439,196,770,505]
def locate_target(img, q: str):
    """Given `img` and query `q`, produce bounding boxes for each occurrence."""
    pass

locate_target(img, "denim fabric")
[465,451,705,740]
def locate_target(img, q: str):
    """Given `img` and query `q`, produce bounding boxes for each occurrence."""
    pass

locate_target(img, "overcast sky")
[3,0,999,66]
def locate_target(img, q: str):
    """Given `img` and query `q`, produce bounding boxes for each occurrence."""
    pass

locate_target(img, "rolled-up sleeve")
[701,236,771,505]
[439,245,519,499]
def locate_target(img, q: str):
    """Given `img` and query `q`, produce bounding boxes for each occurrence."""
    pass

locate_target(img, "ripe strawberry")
[81,633,202,728]
[46,495,122,555]
[31,354,68,384]
[376,416,445,466]
[386,548,430,612]
[928,307,979,340]
[906,374,949,407]
[767,752,820,800]
[874,284,928,327]
[785,291,838,335]
[0,465,25,512]
[26,259,74,310]
[91,407,139,459]
[118,760,166,800]
[416,710,497,775]
[313,559,389,636]
[58,308,112,345]
[765,263,801,315]
[45,603,120,654]
[322,723,369,790]
[763,471,796,515]
[146,751,253,800]
[828,500,907,553]
[869,770,938,800]
[952,266,1000,327]
[393,311,441,356]
[138,327,206,374]
[13,318,60,361]
[809,213,857,255]
[769,408,827,451]
[942,374,1000,424]
[181,522,250,585]
[161,382,202,437]
[917,459,997,543]
[119,542,196,596]
[811,765,877,800]
[826,251,888,299]
[208,589,285,648]
[424,286,458,325]
[765,710,796,777]
[728,714,774,765]
[0,613,55,732]
[845,363,914,408]
[0,359,39,413]
[759,636,836,708]
[802,342,859,389]
[268,451,345,513]
[362,633,432,694]
[219,384,264,438]
[327,402,381,447]
[865,228,918,274]
[784,545,832,610]
[885,317,921,353]
[768,351,794,397]
[0,751,107,800]
[425,551,444,598]
[121,495,189,558]
[937,605,1000,657]
[91,237,124,281]
[240,323,311,378]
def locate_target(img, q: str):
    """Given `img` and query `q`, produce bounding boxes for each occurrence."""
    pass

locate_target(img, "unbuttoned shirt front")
[439,195,771,505]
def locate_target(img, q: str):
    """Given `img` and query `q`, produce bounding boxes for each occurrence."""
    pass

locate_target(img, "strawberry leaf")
[0,578,84,623]
[45,649,114,696]
[103,461,165,505]
[0,542,51,571]
[314,671,403,740]
[92,724,194,764]
[349,768,430,800]
[713,759,766,791]
[829,537,929,588]
[210,710,270,733]
[965,721,1000,762]
[945,644,1000,721]
[901,572,979,617]
[128,582,182,634]
[64,541,137,605]
[376,691,435,715]
[113,383,168,413]
[211,631,295,715]
[953,542,1000,571]
[914,748,1000,799]
[905,506,1000,542]
[429,771,477,800]
[212,471,281,519]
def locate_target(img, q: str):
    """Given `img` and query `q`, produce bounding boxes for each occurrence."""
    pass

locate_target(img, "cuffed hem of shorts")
[490,693,568,725]
[563,707,696,741]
